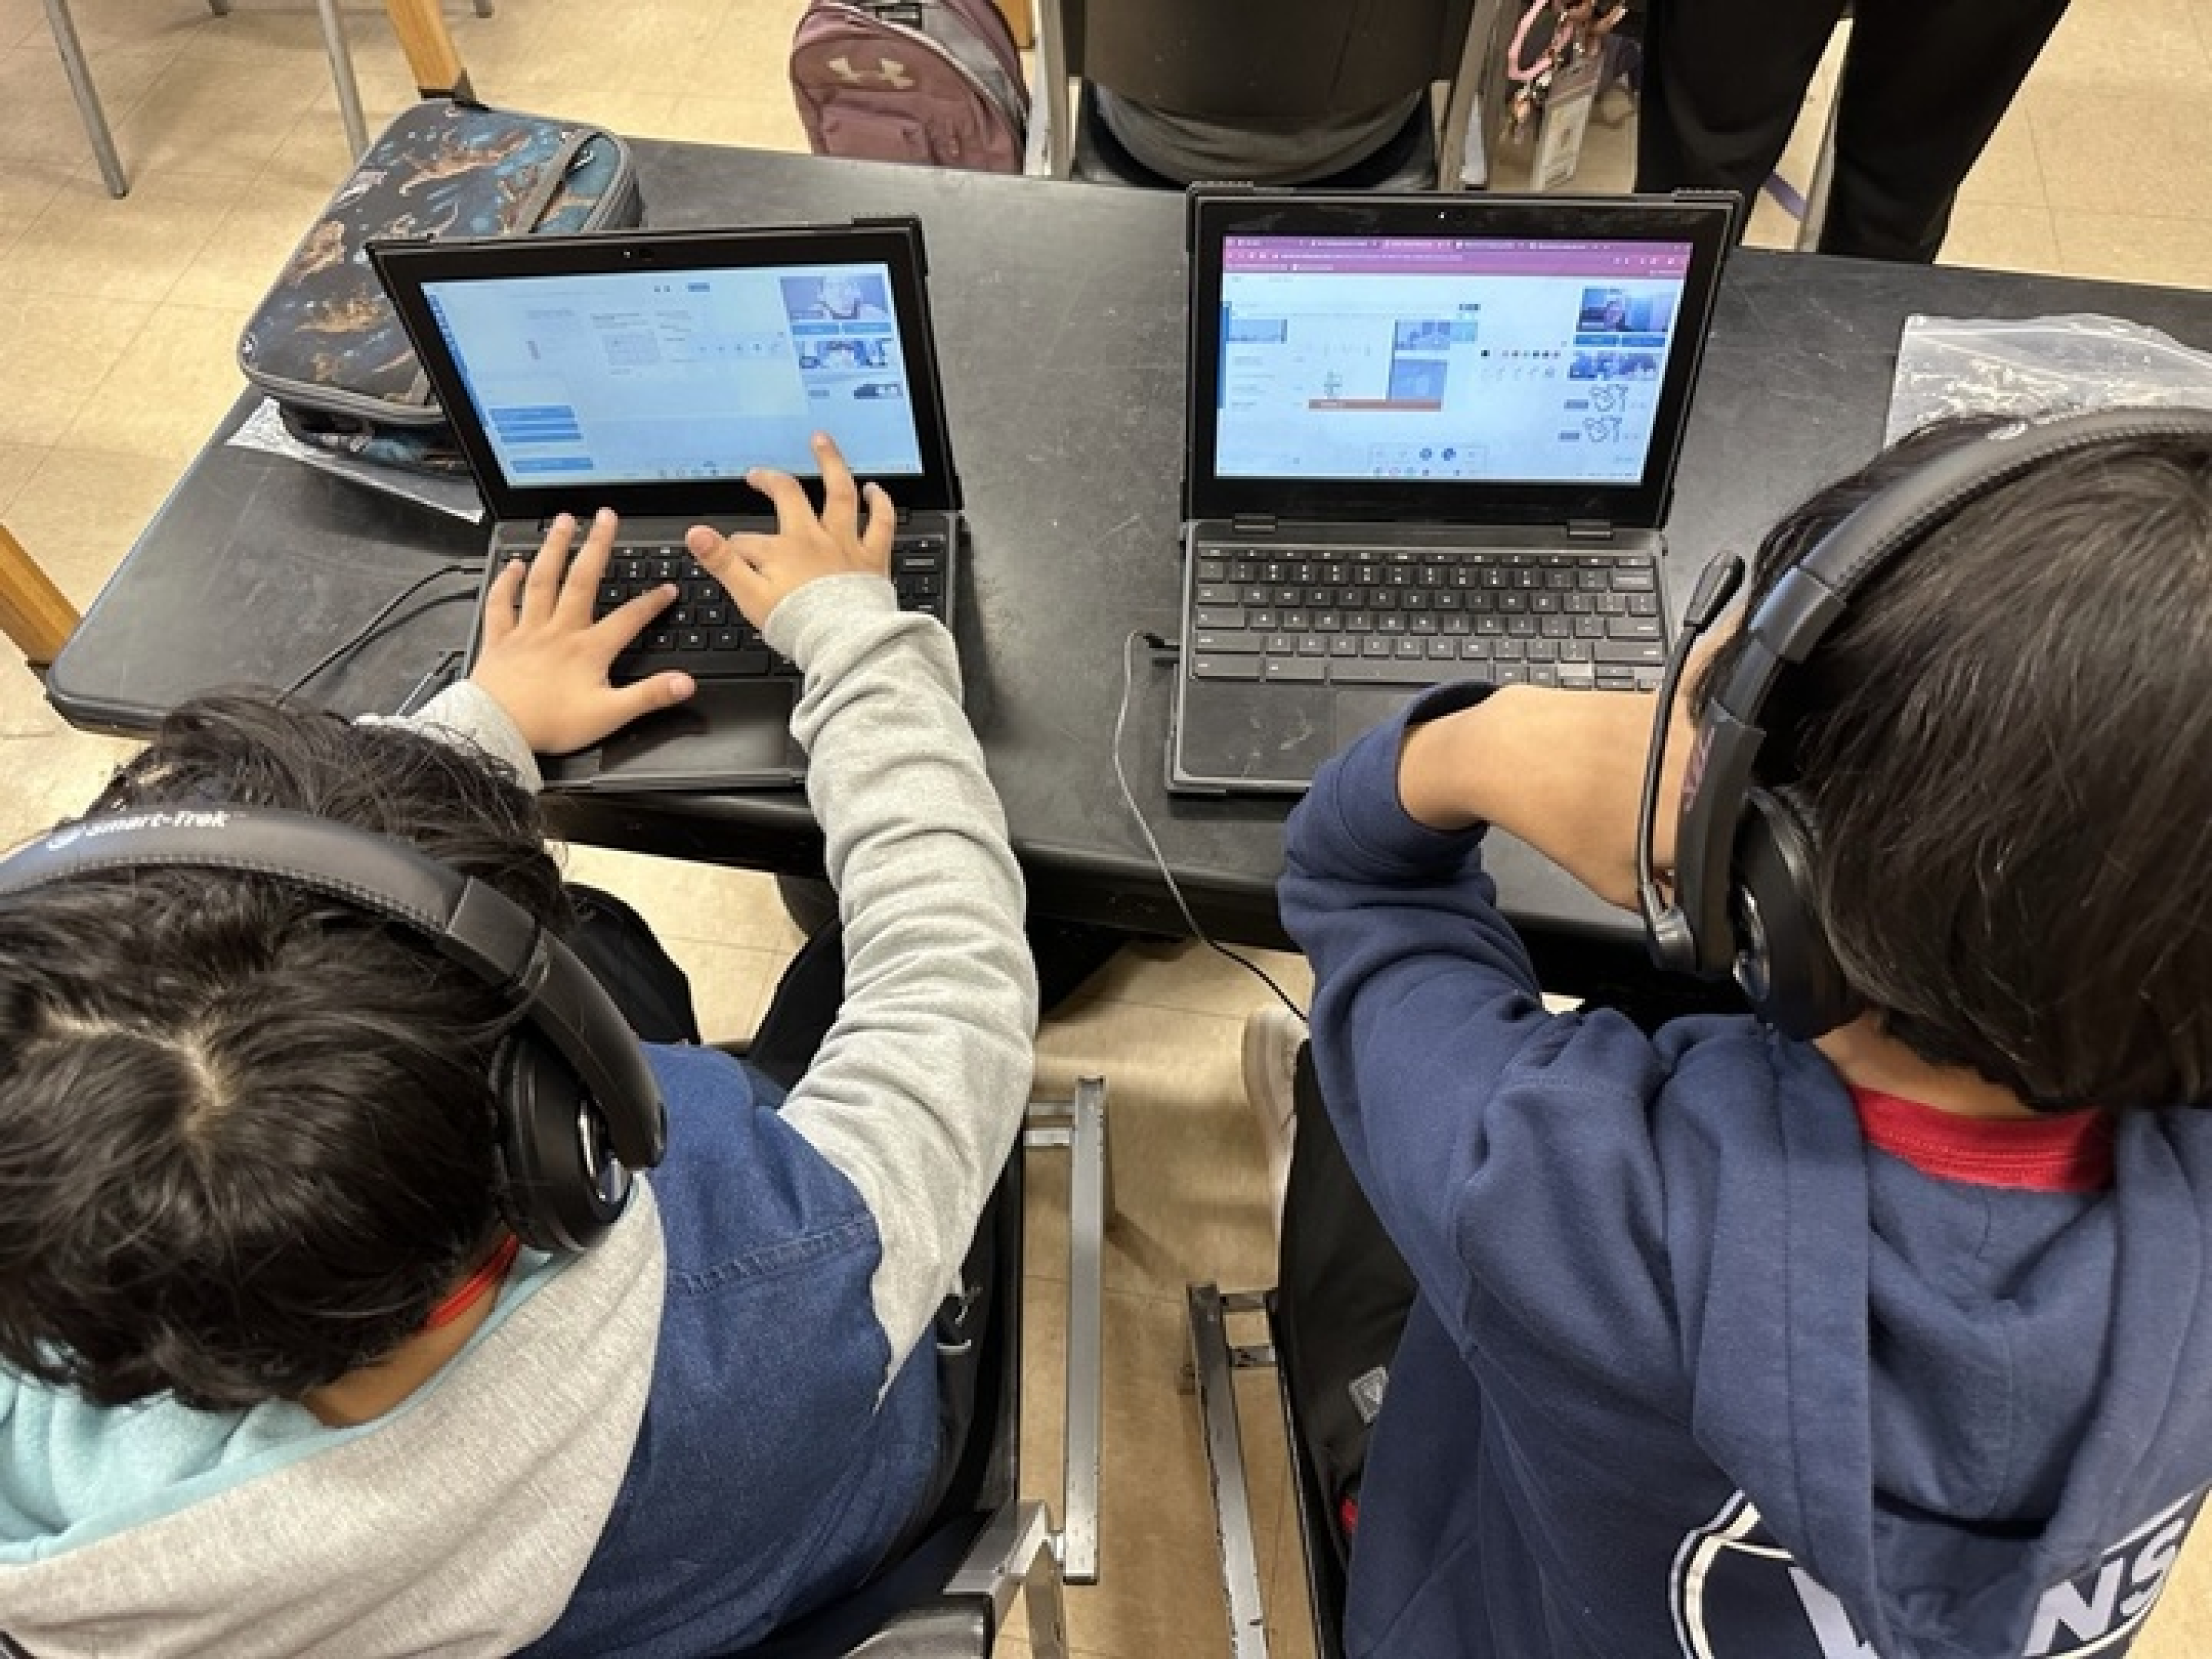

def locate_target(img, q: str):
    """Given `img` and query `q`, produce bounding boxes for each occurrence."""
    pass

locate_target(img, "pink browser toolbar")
[1223,236,1692,278]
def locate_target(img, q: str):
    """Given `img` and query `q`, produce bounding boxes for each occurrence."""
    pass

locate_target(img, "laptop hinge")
[1566,519,1616,542]
[1230,514,1277,537]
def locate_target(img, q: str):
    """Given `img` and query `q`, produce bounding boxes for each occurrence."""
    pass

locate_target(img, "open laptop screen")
[371,221,962,523]
[1186,191,1738,528]
[418,261,930,490]
[1216,235,1693,486]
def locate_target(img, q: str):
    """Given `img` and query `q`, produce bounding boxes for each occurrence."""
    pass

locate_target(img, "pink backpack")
[790,0,1030,174]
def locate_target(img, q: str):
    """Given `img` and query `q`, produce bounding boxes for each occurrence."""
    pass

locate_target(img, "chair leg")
[947,1499,1071,1659]
[383,0,472,99]
[1,524,82,674]
[40,0,128,197]
[471,0,494,13]
[312,0,370,159]
[1017,1540,1070,1659]
[1027,0,1071,178]
[1187,1283,1277,1658]
[205,0,233,14]
[1024,1075,1109,1584]
[1439,0,1504,191]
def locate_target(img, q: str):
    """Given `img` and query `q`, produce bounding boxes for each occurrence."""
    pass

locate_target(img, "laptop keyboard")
[1188,545,1666,692]
[591,533,951,680]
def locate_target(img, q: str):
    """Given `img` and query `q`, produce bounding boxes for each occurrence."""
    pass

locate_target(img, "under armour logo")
[827,53,915,88]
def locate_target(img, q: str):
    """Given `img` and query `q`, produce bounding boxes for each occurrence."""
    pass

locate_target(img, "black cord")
[283,565,479,698]
[1112,629,1310,1024]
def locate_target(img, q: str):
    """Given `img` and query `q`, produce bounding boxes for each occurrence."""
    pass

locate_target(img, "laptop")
[1169,189,1738,796]
[370,219,964,792]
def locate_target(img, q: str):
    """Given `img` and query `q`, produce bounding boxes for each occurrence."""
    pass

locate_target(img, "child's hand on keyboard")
[470,507,697,755]
[685,432,893,631]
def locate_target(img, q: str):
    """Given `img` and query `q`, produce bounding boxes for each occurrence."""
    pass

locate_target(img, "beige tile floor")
[3,0,2211,1652]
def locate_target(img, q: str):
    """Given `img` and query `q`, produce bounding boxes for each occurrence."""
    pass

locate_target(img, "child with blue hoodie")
[1252,410,2212,1658]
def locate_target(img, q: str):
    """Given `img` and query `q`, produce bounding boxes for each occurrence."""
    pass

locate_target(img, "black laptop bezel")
[369,220,964,523]
[1183,189,1737,530]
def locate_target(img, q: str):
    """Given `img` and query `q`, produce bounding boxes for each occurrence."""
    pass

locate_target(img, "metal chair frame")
[1185,1281,1346,1659]
[38,0,493,198]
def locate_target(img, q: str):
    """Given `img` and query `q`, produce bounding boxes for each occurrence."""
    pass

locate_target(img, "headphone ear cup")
[488,1033,631,1254]
[1731,788,1858,1040]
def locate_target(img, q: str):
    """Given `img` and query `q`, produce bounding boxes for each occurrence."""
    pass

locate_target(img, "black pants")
[1634,0,2070,262]
[1276,1042,1418,1567]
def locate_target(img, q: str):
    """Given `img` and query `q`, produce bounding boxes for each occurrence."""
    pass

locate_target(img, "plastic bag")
[1885,313,2212,445]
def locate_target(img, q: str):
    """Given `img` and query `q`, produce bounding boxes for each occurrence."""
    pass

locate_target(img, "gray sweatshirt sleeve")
[372,601,1036,1379]
[763,573,1040,1377]
[363,679,544,793]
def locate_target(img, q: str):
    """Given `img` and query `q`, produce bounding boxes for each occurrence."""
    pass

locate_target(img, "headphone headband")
[1644,405,2212,1031]
[0,805,666,1249]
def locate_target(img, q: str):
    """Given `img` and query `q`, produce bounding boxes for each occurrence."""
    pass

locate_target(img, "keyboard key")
[1192,630,1263,655]
[1335,658,1446,685]
[1193,655,1263,681]
[1263,656,1328,683]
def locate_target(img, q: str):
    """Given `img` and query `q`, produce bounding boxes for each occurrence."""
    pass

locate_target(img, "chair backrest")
[1061,0,1477,119]
[0,523,79,675]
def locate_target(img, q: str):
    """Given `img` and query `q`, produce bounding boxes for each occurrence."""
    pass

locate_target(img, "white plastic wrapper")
[1885,314,2212,445]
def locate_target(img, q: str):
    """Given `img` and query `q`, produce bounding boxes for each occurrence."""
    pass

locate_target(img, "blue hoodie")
[1282,683,2212,1659]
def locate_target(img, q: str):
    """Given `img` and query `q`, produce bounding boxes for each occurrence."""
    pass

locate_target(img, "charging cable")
[1112,629,1309,1024]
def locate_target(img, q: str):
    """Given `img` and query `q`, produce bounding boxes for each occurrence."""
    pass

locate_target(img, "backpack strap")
[501,126,596,235]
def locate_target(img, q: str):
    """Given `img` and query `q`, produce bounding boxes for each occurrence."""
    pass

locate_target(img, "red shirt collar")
[1850,1086,2113,1193]
[422,1232,522,1331]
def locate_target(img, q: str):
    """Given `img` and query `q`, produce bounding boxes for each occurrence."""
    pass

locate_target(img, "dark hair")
[0,691,574,1410]
[1694,416,2212,1111]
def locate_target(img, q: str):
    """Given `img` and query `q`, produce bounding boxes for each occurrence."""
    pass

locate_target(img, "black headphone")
[0,805,667,1253]
[1635,405,2212,1040]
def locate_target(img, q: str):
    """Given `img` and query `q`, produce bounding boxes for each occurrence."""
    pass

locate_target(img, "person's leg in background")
[566,885,705,1046]
[566,879,844,1087]
[1817,0,2070,262]
[1635,0,1848,225]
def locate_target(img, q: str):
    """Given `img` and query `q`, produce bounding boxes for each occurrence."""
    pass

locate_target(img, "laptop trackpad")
[552,679,805,792]
[1332,688,1422,751]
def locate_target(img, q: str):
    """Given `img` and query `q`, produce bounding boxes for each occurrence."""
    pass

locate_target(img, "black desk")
[46,142,2212,983]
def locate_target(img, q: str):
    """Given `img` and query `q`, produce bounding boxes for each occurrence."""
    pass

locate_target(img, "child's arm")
[378,505,698,778]
[408,436,1035,1376]
[1281,685,1692,1369]
[1397,684,1686,907]
[687,438,1038,1374]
